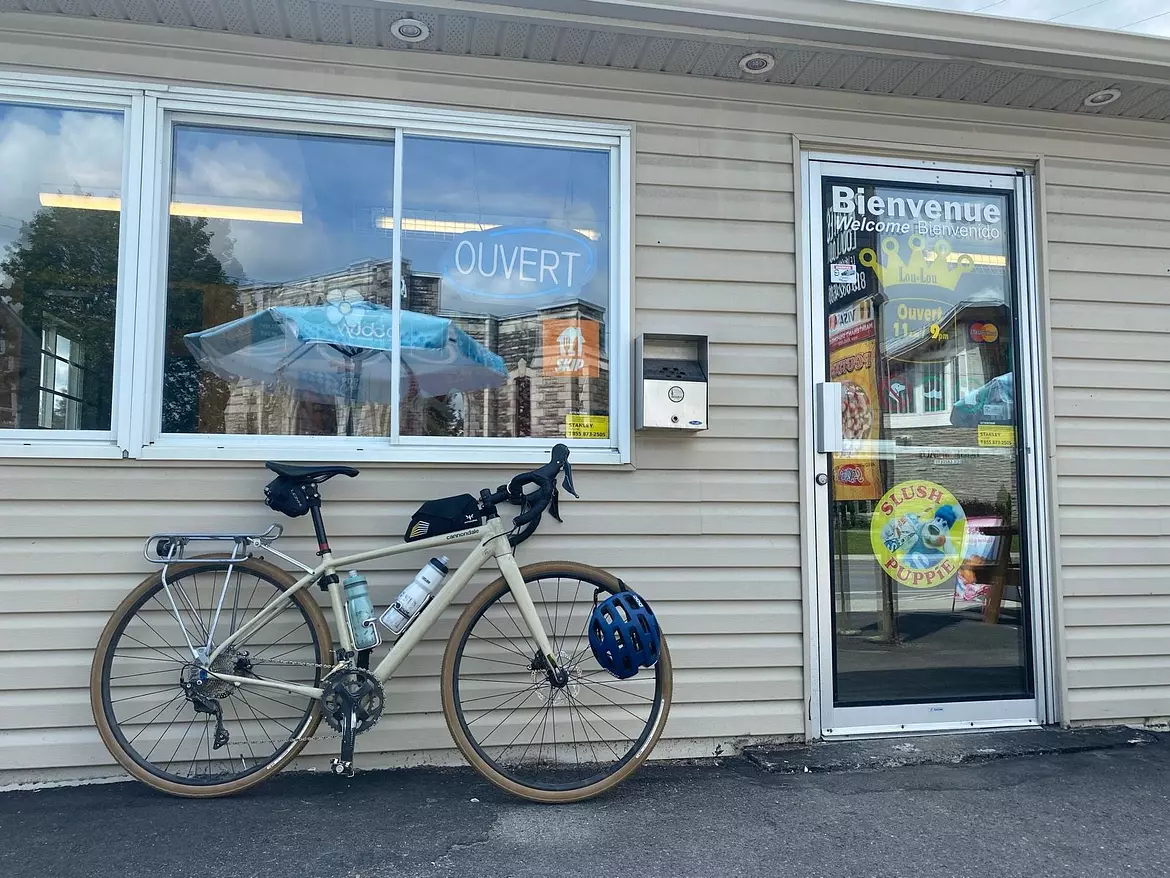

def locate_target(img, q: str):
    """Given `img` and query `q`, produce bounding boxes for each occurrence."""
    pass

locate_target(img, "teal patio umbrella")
[950,372,1014,427]
[185,301,507,431]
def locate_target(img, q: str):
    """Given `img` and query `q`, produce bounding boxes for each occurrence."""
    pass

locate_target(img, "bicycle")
[90,445,672,802]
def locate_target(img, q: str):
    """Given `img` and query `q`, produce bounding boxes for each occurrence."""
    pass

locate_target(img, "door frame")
[799,152,1059,738]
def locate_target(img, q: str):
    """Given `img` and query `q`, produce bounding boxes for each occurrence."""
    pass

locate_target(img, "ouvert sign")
[440,227,597,300]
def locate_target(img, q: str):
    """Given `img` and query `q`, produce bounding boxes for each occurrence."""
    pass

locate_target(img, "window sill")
[0,438,629,466]
[137,441,628,466]
[0,440,125,460]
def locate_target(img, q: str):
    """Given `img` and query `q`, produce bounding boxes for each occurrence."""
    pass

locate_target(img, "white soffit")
[0,0,1168,122]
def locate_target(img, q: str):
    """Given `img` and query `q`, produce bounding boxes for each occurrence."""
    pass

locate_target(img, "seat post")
[309,497,331,556]
[309,499,340,595]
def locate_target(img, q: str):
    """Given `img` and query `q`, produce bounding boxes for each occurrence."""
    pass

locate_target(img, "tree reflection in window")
[2,206,119,431]
[0,103,123,433]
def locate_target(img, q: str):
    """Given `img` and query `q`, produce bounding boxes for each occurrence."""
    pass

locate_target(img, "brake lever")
[549,488,563,523]
[561,459,579,498]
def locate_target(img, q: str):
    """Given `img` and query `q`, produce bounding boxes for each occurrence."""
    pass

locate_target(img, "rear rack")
[143,524,285,565]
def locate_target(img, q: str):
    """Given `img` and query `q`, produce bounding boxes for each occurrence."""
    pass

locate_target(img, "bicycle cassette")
[320,668,385,734]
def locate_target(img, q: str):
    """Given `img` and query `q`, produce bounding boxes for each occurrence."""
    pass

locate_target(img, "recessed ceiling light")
[1084,88,1122,108]
[739,52,776,75]
[390,18,430,43]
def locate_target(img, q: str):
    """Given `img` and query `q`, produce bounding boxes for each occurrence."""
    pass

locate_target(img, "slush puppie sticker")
[870,480,968,589]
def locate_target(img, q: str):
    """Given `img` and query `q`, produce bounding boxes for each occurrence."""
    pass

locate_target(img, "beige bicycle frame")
[201,516,558,701]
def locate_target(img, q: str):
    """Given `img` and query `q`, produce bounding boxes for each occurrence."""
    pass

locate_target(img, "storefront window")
[0,102,124,432]
[398,136,611,441]
[0,78,627,459]
[160,128,616,446]
[161,125,397,436]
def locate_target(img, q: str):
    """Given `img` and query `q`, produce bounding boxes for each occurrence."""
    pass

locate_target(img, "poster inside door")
[828,298,881,501]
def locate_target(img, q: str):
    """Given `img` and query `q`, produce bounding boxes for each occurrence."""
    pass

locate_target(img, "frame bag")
[405,494,481,542]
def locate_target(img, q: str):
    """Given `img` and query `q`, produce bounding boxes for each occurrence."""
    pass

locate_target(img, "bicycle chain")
[215,657,351,747]
[248,656,337,670]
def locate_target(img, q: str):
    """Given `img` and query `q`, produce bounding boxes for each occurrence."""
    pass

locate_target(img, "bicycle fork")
[492,543,566,683]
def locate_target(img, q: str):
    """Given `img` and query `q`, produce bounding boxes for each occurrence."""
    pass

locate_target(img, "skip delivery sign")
[440,227,597,300]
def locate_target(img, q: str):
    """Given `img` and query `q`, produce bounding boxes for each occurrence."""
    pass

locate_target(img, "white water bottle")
[379,556,450,635]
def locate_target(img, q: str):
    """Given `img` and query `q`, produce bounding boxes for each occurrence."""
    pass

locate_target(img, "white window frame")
[888,357,960,429]
[0,73,632,465]
[38,321,88,430]
[0,78,143,459]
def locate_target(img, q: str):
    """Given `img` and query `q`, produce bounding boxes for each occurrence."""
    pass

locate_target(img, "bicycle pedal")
[330,758,355,778]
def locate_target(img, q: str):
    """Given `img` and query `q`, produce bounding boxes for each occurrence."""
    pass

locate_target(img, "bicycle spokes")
[99,563,324,788]
[450,572,667,792]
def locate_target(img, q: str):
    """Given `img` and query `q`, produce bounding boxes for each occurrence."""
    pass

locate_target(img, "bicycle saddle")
[264,462,360,482]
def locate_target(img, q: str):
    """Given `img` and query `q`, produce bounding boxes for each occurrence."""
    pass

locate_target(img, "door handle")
[814,382,844,454]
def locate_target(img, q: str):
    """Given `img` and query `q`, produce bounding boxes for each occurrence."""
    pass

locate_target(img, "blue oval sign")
[440,227,597,300]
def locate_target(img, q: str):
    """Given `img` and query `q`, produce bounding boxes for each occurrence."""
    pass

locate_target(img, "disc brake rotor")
[533,649,581,706]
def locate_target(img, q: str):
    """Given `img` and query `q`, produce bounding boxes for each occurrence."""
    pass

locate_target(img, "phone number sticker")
[565,414,609,440]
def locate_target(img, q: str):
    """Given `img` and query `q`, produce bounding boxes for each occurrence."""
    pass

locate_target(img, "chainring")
[320,668,385,734]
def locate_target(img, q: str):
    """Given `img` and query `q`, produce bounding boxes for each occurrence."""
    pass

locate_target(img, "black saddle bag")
[264,476,314,518]
[405,494,481,541]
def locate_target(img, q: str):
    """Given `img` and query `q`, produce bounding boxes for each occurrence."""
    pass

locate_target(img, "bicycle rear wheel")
[90,556,331,797]
[441,561,672,803]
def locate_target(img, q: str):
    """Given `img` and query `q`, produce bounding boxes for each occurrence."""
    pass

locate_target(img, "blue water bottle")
[343,570,380,650]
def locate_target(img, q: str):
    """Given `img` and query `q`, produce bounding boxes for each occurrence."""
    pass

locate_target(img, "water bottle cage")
[350,616,382,651]
[383,593,432,636]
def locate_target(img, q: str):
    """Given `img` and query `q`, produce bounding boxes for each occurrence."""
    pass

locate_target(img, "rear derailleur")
[180,679,230,750]
[179,648,257,751]
[320,667,385,778]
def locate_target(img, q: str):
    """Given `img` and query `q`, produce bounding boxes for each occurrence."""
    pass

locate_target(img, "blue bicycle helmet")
[588,590,661,680]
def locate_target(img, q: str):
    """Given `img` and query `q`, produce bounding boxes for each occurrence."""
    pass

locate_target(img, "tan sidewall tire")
[90,555,331,798]
[441,560,672,803]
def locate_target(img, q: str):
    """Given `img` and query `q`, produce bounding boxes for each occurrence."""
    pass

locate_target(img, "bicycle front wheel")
[441,561,672,803]
[90,556,331,797]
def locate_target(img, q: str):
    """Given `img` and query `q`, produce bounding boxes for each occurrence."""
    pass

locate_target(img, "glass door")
[808,159,1044,735]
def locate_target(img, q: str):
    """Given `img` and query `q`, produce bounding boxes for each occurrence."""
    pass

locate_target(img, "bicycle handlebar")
[482,444,576,546]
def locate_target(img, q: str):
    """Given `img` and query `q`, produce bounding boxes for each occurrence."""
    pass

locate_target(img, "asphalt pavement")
[2,734,1169,878]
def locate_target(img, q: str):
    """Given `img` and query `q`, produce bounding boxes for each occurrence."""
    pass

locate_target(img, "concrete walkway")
[2,731,1169,878]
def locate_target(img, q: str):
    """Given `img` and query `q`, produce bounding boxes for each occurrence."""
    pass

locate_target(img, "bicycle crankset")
[320,668,385,735]
[321,668,385,778]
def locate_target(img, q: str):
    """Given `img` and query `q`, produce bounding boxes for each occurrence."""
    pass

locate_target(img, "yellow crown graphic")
[859,236,974,291]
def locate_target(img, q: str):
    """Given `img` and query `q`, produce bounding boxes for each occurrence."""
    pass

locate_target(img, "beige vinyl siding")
[1,14,1170,779]
[0,465,803,777]
[1046,156,1170,725]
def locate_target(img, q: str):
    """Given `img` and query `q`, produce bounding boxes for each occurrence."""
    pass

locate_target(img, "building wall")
[0,14,1168,780]
[1044,158,1170,725]
[0,18,803,783]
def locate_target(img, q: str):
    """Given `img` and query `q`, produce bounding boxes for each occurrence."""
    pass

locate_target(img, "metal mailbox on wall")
[635,334,708,431]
